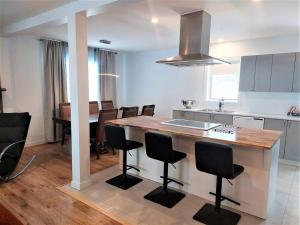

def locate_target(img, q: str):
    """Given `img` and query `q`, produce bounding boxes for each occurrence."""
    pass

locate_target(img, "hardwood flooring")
[0,143,121,225]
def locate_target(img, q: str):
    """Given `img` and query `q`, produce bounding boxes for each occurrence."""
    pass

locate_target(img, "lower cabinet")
[211,114,233,125]
[263,118,287,159]
[194,112,211,122]
[285,121,300,162]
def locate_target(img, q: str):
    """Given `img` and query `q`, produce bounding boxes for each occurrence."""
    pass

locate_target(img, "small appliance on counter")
[182,100,196,109]
[287,106,300,117]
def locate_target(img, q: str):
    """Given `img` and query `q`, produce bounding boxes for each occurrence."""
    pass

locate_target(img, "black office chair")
[0,113,35,182]
[104,125,143,190]
[141,105,155,116]
[144,132,186,208]
[193,141,244,225]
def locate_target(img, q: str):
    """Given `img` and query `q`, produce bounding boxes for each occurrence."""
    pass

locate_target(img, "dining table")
[53,113,99,125]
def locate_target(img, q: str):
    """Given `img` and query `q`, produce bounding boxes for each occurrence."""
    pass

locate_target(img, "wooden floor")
[0,143,121,225]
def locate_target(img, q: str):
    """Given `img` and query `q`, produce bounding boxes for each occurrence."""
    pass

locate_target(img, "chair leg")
[61,130,65,145]
[193,175,241,225]
[144,161,185,208]
[215,176,222,211]
[106,150,142,190]
[6,155,36,181]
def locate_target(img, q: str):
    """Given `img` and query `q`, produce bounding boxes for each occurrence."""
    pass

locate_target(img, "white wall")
[0,36,46,146]
[123,34,300,117]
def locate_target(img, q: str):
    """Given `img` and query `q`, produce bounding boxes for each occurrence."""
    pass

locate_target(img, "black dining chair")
[104,125,143,190]
[141,104,155,116]
[121,106,139,118]
[0,113,35,182]
[193,141,244,225]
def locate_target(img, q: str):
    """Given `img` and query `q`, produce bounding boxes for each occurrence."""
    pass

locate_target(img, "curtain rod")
[38,38,119,54]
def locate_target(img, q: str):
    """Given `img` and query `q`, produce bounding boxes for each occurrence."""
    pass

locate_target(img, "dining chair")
[141,104,155,116]
[121,106,139,118]
[90,109,118,159]
[101,100,114,110]
[59,102,71,145]
[89,101,99,114]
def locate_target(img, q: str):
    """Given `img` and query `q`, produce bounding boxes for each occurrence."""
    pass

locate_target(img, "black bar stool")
[104,125,143,190]
[144,132,186,208]
[193,141,244,225]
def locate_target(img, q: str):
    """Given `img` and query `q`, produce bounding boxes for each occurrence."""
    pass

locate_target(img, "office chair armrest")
[0,140,25,163]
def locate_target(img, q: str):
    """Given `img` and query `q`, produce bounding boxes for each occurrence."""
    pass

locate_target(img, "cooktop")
[161,119,221,131]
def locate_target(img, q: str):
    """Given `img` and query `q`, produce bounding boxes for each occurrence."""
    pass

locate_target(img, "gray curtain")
[98,50,117,107]
[43,40,68,142]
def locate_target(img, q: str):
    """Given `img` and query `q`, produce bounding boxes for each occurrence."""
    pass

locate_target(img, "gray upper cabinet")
[212,114,233,125]
[263,118,287,159]
[270,53,295,92]
[284,121,300,162]
[292,53,300,92]
[239,56,256,91]
[254,54,272,92]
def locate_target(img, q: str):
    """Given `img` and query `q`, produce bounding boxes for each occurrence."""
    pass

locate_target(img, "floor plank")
[0,143,121,225]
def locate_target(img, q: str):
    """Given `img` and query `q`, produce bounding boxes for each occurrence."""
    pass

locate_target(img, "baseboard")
[279,159,300,167]
[25,139,47,147]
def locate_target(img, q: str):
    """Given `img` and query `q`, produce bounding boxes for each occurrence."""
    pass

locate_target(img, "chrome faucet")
[218,98,224,112]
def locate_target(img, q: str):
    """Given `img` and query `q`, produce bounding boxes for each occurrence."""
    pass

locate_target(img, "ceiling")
[1,0,299,52]
[0,0,75,28]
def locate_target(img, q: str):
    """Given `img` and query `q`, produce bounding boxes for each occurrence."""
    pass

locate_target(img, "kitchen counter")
[109,116,281,149]
[174,108,300,121]
[109,116,280,219]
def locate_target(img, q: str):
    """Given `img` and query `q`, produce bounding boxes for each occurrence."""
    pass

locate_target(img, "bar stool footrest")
[209,192,240,205]
[126,165,140,172]
[159,176,184,186]
[144,186,185,208]
[193,203,241,225]
[106,174,142,190]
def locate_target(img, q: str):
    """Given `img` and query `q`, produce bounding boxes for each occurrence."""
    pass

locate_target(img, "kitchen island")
[109,116,282,219]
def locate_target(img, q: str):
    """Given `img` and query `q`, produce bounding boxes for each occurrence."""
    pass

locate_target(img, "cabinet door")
[292,52,300,92]
[239,56,256,91]
[212,114,233,125]
[173,110,185,119]
[270,53,295,92]
[285,121,300,162]
[194,112,211,122]
[263,118,287,158]
[254,54,272,92]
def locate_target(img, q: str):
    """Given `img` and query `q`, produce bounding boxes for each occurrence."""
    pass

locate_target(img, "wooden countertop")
[109,116,282,150]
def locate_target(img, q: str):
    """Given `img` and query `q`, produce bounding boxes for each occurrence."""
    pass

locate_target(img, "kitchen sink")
[199,109,235,113]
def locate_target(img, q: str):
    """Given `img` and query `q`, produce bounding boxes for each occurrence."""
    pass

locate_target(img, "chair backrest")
[0,113,31,178]
[59,103,71,118]
[101,100,114,110]
[142,104,155,116]
[60,102,99,117]
[145,132,173,162]
[122,106,139,118]
[95,109,118,144]
[195,141,234,179]
[104,125,127,150]
[89,101,99,114]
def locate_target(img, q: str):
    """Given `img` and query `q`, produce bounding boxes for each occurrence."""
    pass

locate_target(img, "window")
[65,53,100,102]
[206,59,240,101]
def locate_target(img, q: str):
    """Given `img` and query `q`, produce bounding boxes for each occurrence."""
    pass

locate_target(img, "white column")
[67,11,91,190]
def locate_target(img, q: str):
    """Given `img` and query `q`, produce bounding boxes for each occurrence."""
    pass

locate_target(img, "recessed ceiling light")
[218,38,224,43]
[252,0,262,2]
[151,17,159,24]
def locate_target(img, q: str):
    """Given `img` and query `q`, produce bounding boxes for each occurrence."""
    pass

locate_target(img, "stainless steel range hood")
[156,10,229,67]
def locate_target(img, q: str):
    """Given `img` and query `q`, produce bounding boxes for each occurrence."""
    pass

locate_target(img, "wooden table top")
[53,113,99,124]
[109,116,282,150]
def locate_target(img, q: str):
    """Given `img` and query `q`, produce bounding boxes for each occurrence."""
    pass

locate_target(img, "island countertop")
[109,116,282,150]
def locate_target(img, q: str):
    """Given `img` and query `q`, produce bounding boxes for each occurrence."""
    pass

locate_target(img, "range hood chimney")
[156,10,229,67]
